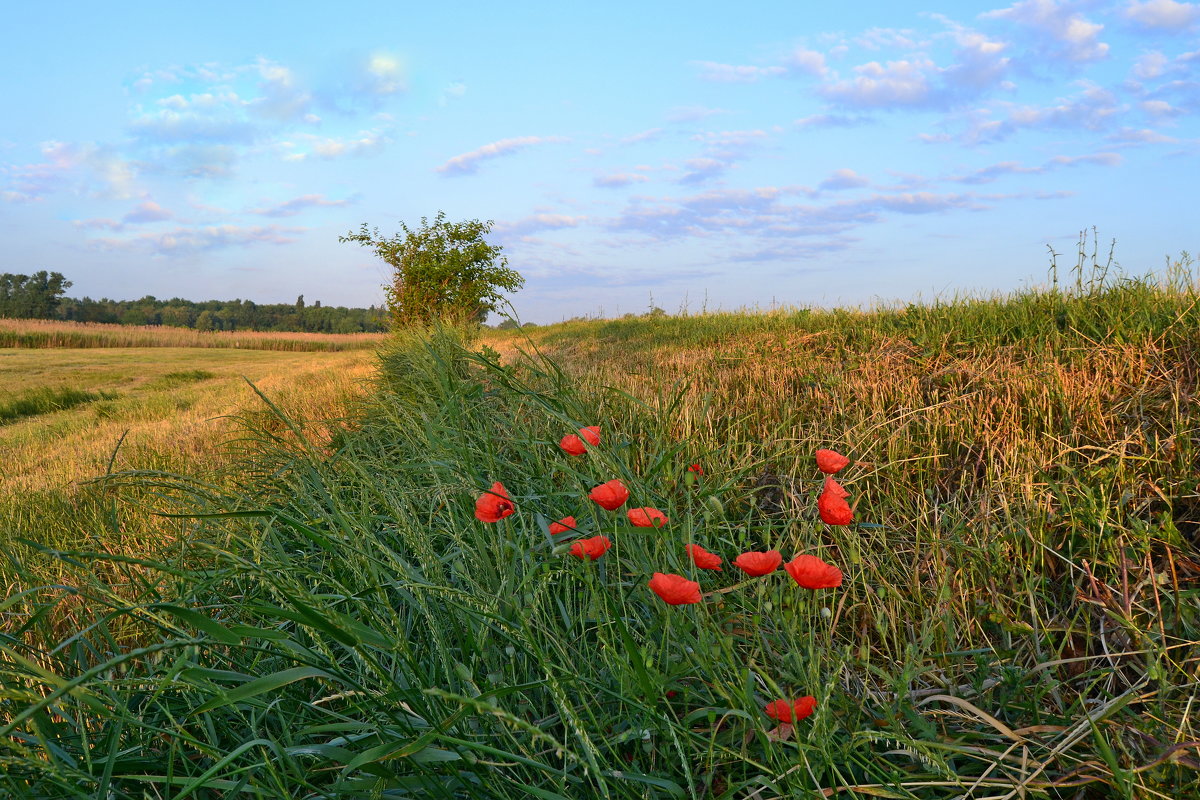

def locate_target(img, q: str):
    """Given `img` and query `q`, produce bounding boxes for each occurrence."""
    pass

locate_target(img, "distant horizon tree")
[0,272,387,333]
[0,271,72,319]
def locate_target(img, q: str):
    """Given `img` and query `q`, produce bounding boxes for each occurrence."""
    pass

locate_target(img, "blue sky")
[2,0,1198,322]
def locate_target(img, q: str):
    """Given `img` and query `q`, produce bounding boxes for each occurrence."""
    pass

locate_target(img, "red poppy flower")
[685,543,723,571]
[589,479,629,510]
[817,488,853,526]
[687,463,704,475]
[474,482,515,523]
[765,696,817,723]
[627,507,668,528]
[648,572,702,605]
[784,554,843,589]
[579,425,601,446]
[560,434,588,455]
[816,449,850,475]
[733,550,782,576]
[549,516,577,535]
[822,476,850,498]
[570,535,612,561]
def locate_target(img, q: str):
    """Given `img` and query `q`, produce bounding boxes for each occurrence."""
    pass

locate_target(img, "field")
[0,330,379,600]
[2,271,1200,798]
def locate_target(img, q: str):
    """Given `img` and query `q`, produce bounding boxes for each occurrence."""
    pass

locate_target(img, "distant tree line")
[0,272,387,333]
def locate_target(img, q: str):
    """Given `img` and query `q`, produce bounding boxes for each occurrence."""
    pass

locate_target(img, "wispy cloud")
[281,129,389,161]
[436,135,569,176]
[91,223,304,255]
[594,173,650,188]
[665,105,728,123]
[794,113,873,129]
[620,128,663,145]
[948,151,1121,183]
[692,61,787,83]
[249,193,358,217]
[953,83,1122,144]
[494,213,586,236]
[818,25,1012,111]
[2,140,139,201]
[123,200,173,223]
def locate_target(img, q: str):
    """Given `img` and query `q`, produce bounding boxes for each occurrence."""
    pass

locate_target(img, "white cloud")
[250,58,313,122]
[436,136,569,176]
[821,58,940,108]
[1125,0,1200,30]
[1141,98,1182,116]
[1133,51,1170,79]
[679,157,728,185]
[364,52,407,95]
[983,0,1109,63]
[786,47,828,77]
[818,168,870,191]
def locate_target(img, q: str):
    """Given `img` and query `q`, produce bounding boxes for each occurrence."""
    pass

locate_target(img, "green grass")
[144,369,217,389]
[2,265,1198,798]
[0,386,115,425]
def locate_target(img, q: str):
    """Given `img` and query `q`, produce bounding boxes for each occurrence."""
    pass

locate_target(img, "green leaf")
[152,605,241,645]
[191,666,333,715]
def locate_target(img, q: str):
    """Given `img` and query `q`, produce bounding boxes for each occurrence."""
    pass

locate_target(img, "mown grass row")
[0,387,116,425]
[2,265,1199,798]
[0,318,386,351]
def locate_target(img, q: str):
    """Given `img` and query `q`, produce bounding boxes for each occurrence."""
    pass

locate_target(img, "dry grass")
[1,345,378,600]
[0,317,387,351]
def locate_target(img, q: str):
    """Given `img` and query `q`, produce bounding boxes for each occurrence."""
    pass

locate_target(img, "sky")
[2,0,1198,323]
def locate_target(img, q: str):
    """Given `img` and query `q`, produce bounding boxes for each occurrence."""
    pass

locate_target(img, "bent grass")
[2,266,1199,798]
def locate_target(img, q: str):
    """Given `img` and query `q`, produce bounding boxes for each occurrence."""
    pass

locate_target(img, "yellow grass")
[0,318,387,351]
[1,344,379,600]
